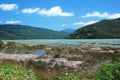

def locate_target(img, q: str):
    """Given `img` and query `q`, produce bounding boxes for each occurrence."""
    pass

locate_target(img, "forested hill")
[0,24,68,39]
[67,18,120,39]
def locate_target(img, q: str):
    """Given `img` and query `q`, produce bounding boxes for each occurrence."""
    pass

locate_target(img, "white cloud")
[22,8,40,14]
[108,14,120,19]
[6,20,21,24]
[61,24,67,27]
[82,11,120,19]
[0,4,18,11]
[38,6,74,17]
[73,21,98,26]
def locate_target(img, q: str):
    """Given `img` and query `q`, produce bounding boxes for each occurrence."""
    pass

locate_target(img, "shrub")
[95,58,120,80]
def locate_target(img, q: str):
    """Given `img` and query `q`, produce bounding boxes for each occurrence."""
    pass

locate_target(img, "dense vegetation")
[0,24,68,39]
[0,58,120,80]
[95,58,120,80]
[57,58,120,80]
[67,18,120,39]
[0,65,38,80]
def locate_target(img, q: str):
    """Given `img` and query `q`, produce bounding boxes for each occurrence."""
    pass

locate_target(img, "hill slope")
[0,24,68,39]
[67,18,120,39]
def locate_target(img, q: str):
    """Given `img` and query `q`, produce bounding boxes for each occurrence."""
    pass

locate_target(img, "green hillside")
[67,18,120,39]
[0,24,68,39]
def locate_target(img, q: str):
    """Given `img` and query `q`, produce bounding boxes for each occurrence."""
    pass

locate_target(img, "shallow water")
[31,50,46,55]
[3,39,120,48]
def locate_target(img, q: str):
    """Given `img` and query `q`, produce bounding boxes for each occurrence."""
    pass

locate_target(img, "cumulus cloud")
[108,13,120,19]
[73,21,98,26]
[38,6,74,17]
[6,20,21,24]
[22,8,40,14]
[82,11,120,19]
[0,4,18,11]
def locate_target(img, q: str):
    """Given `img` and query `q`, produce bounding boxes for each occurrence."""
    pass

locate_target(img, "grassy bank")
[54,58,120,80]
[0,58,120,80]
[0,64,38,80]
[0,41,120,80]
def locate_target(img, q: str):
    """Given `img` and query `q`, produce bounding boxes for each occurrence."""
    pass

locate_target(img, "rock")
[65,73,68,75]
[90,47,101,50]
[0,53,40,62]
[15,43,25,47]
[66,61,83,68]
[45,47,52,50]
[66,54,83,61]
[53,58,83,69]
[100,50,114,54]
[40,58,53,64]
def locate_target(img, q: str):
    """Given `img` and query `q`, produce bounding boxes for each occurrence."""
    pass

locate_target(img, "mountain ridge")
[0,24,68,39]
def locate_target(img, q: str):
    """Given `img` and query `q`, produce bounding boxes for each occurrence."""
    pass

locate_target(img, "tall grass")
[95,58,120,80]
[0,65,38,80]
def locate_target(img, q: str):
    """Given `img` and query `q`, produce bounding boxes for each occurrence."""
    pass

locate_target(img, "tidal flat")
[0,40,120,79]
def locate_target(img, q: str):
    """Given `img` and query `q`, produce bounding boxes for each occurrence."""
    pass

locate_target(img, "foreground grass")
[0,65,38,80]
[0,58,120,80]
[95,58,120,80]
[56,58,120,80]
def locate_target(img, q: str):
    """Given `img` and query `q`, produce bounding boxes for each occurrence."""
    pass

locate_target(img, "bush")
[95,58,120,80]
[0,65,38,80]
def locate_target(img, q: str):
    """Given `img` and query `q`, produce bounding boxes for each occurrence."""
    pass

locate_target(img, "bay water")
[3,39,120,48]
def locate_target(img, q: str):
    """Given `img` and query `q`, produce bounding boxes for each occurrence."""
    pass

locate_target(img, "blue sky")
[0,0,120,31]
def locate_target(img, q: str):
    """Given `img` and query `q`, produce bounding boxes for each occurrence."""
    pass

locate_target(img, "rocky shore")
[0,53,39,61]
[0,42,120,73]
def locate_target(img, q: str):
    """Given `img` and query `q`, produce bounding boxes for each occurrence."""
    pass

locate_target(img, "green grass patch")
[0,65,38,80]
[95,58,120,80]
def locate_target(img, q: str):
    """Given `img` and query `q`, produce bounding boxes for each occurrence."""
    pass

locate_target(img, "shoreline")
[2,39,120,48]
[0,42,120,73]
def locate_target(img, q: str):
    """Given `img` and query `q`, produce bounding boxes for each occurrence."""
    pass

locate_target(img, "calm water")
[31,50,46,55]
[3,39,120,48]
